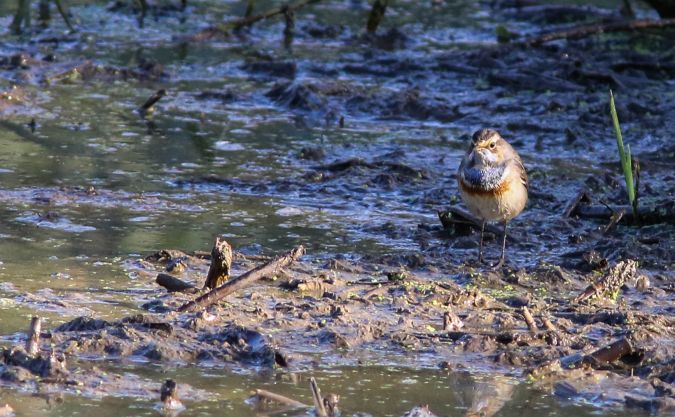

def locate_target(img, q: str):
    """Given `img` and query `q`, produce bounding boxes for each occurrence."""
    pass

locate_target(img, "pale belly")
[459,180,528,222]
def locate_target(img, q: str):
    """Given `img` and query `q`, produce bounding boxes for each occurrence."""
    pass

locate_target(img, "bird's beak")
[472,147,497,166]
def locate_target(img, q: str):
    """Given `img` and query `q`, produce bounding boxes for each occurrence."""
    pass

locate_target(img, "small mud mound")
[51,313,280,366]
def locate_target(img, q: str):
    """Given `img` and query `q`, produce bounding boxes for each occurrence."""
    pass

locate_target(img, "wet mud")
[0,0,673,415]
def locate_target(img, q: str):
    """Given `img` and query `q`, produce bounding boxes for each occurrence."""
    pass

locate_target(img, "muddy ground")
[0,0,673,415]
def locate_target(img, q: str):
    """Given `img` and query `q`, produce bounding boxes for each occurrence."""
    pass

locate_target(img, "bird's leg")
[492,221,508,269]
[478,220,486,264]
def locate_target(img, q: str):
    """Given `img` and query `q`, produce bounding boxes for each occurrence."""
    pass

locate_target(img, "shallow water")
[0,0,672,415]
[0,363,649,417]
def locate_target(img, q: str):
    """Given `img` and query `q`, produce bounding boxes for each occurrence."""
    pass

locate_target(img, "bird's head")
[467,128,511,168]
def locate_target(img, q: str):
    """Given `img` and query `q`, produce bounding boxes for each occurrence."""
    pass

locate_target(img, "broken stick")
[26,316,42,355]
[584,337,633,365]
[203,237,233,290]
[542,317,557,332]
[310,377,328,417]
[178,245,305,312]
[521,307,539,334]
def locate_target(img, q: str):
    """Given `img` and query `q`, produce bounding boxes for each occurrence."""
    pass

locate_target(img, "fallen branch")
[177,245,305,312]
[572,260,637,304]
[573,202,674,225]
[557,337,635,370]
[583,337,633,365]
[519,18,675,46]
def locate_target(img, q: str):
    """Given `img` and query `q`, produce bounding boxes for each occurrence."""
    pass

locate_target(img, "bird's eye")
[489,141,497,149]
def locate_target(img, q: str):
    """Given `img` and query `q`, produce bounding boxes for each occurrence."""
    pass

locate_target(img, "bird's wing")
[514,155,528,190]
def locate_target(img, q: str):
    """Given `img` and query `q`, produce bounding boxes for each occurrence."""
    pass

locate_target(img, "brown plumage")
[457,128,528,267]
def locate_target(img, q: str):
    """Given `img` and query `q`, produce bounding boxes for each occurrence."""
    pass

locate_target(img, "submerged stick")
[138,89,166,114]
[26,316,42,355]
[519,18,675,46]
[178,245,305,312]
[193,0,321,40]
[203,237,233,290]
[253,389,308,408]
[156,273,198,293]
[55,0,74,31]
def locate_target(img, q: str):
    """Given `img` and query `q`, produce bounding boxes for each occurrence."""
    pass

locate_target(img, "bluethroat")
[457,128,528,268]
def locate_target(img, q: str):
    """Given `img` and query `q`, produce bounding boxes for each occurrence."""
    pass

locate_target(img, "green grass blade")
[609,90,636,218]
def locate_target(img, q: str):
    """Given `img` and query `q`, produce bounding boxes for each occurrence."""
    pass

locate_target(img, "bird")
[456,128,528,268]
